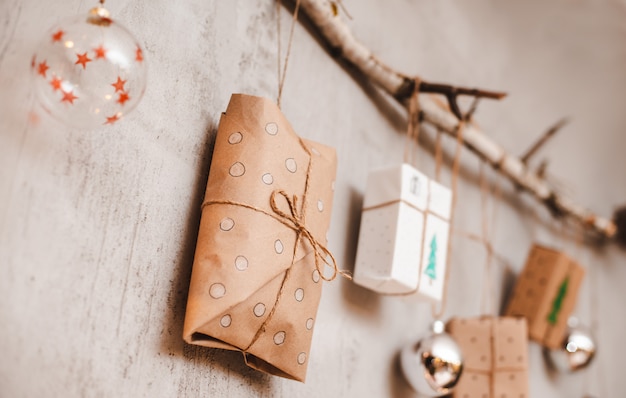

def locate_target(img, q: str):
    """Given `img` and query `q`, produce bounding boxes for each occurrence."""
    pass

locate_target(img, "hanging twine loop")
[434,128,443,181]
[403,77,422,166]
[430,97,491,319]
[478,162,503,316]
[398,77,465,318]
[275,0,302,108]
[431,119,465,320]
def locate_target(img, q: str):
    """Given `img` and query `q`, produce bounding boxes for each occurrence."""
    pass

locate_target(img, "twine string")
[201,194,346,285]
[403,78,421,166]
[276,0,302,108]
[431,120,465,320]
[478,162,502,315]
[573,222,603,397]
[275,0,282,105]
[587,230,606,398]
[243,265,294,354]
[269,190,349,281]
[330,0,353,19]
[403,76,428,293]
[403,78,430,303]
[434,128,443,182]
[479,163,492,315]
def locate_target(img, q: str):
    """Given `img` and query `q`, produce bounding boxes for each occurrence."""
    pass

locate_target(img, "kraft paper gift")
[353,163,451,300]
[183,94,337,382]
[505,244,585,349]
[447,317,529,397]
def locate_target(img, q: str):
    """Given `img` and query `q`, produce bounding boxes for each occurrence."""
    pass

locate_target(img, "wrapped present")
[353,163,452,300]
[505,244,585,349]
[447,317,529,397]
[183,94,338,382]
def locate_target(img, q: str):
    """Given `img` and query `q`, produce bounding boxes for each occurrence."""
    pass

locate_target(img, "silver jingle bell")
[545,318,596,373]
[400,320,464,397]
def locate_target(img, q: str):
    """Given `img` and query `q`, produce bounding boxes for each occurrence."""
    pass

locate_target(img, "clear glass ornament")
[31,5,147,129]
[544,317,597,373]
[400,320,464,397]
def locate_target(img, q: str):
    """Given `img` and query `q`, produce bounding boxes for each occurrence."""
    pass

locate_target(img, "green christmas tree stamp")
[547,277,569,325]
[424,234,437,284]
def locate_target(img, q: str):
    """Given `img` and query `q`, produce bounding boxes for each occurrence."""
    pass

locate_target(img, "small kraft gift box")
[505,244,585,349]
[447,317,529,398]
[353,163,452,300]
[183,94,338,382]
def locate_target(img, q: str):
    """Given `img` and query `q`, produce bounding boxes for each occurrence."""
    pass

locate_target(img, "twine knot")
[270,190,350,282]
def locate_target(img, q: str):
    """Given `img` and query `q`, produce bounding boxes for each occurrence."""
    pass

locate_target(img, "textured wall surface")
[1,0,625,397]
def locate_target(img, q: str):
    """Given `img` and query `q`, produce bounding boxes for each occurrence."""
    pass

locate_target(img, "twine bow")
[270,190,350,282]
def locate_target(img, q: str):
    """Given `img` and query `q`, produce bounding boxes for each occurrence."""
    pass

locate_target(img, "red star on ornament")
[111,76,126,93]
[50,76,63,91]
[51,30,64,43]
[61,90,78,104]
[105,114,120,125]
[117,92,130,106]
[135,46,143,63]
[93,45,107,59]
[75,52,92,69]
[37,61,49,78]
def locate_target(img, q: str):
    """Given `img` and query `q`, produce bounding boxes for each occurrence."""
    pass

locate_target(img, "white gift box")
[353,163,452,300]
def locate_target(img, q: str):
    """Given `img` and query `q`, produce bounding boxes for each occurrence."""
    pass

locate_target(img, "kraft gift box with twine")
[446,162,529,398]
[183,93,344,382]
[506,244,585,349]
[447,316,529,397]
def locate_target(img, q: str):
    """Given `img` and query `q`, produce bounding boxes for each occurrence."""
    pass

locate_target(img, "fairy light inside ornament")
[31,1,147,128]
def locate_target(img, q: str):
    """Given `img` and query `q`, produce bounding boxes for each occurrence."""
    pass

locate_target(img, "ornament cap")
[432,320,445,334]
[567,316,579,328]
[87,6,112,26]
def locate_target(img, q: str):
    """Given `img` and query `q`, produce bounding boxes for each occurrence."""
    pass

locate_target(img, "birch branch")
[287,0,617,240]
[520,118,569,164]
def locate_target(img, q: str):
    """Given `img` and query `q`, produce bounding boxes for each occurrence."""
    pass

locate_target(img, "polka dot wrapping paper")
[183,94,337,382]
[447,317,529,398]
[505,244,585,349]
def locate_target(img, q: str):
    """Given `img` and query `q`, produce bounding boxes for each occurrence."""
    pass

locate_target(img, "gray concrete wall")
[1,0,624,396]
